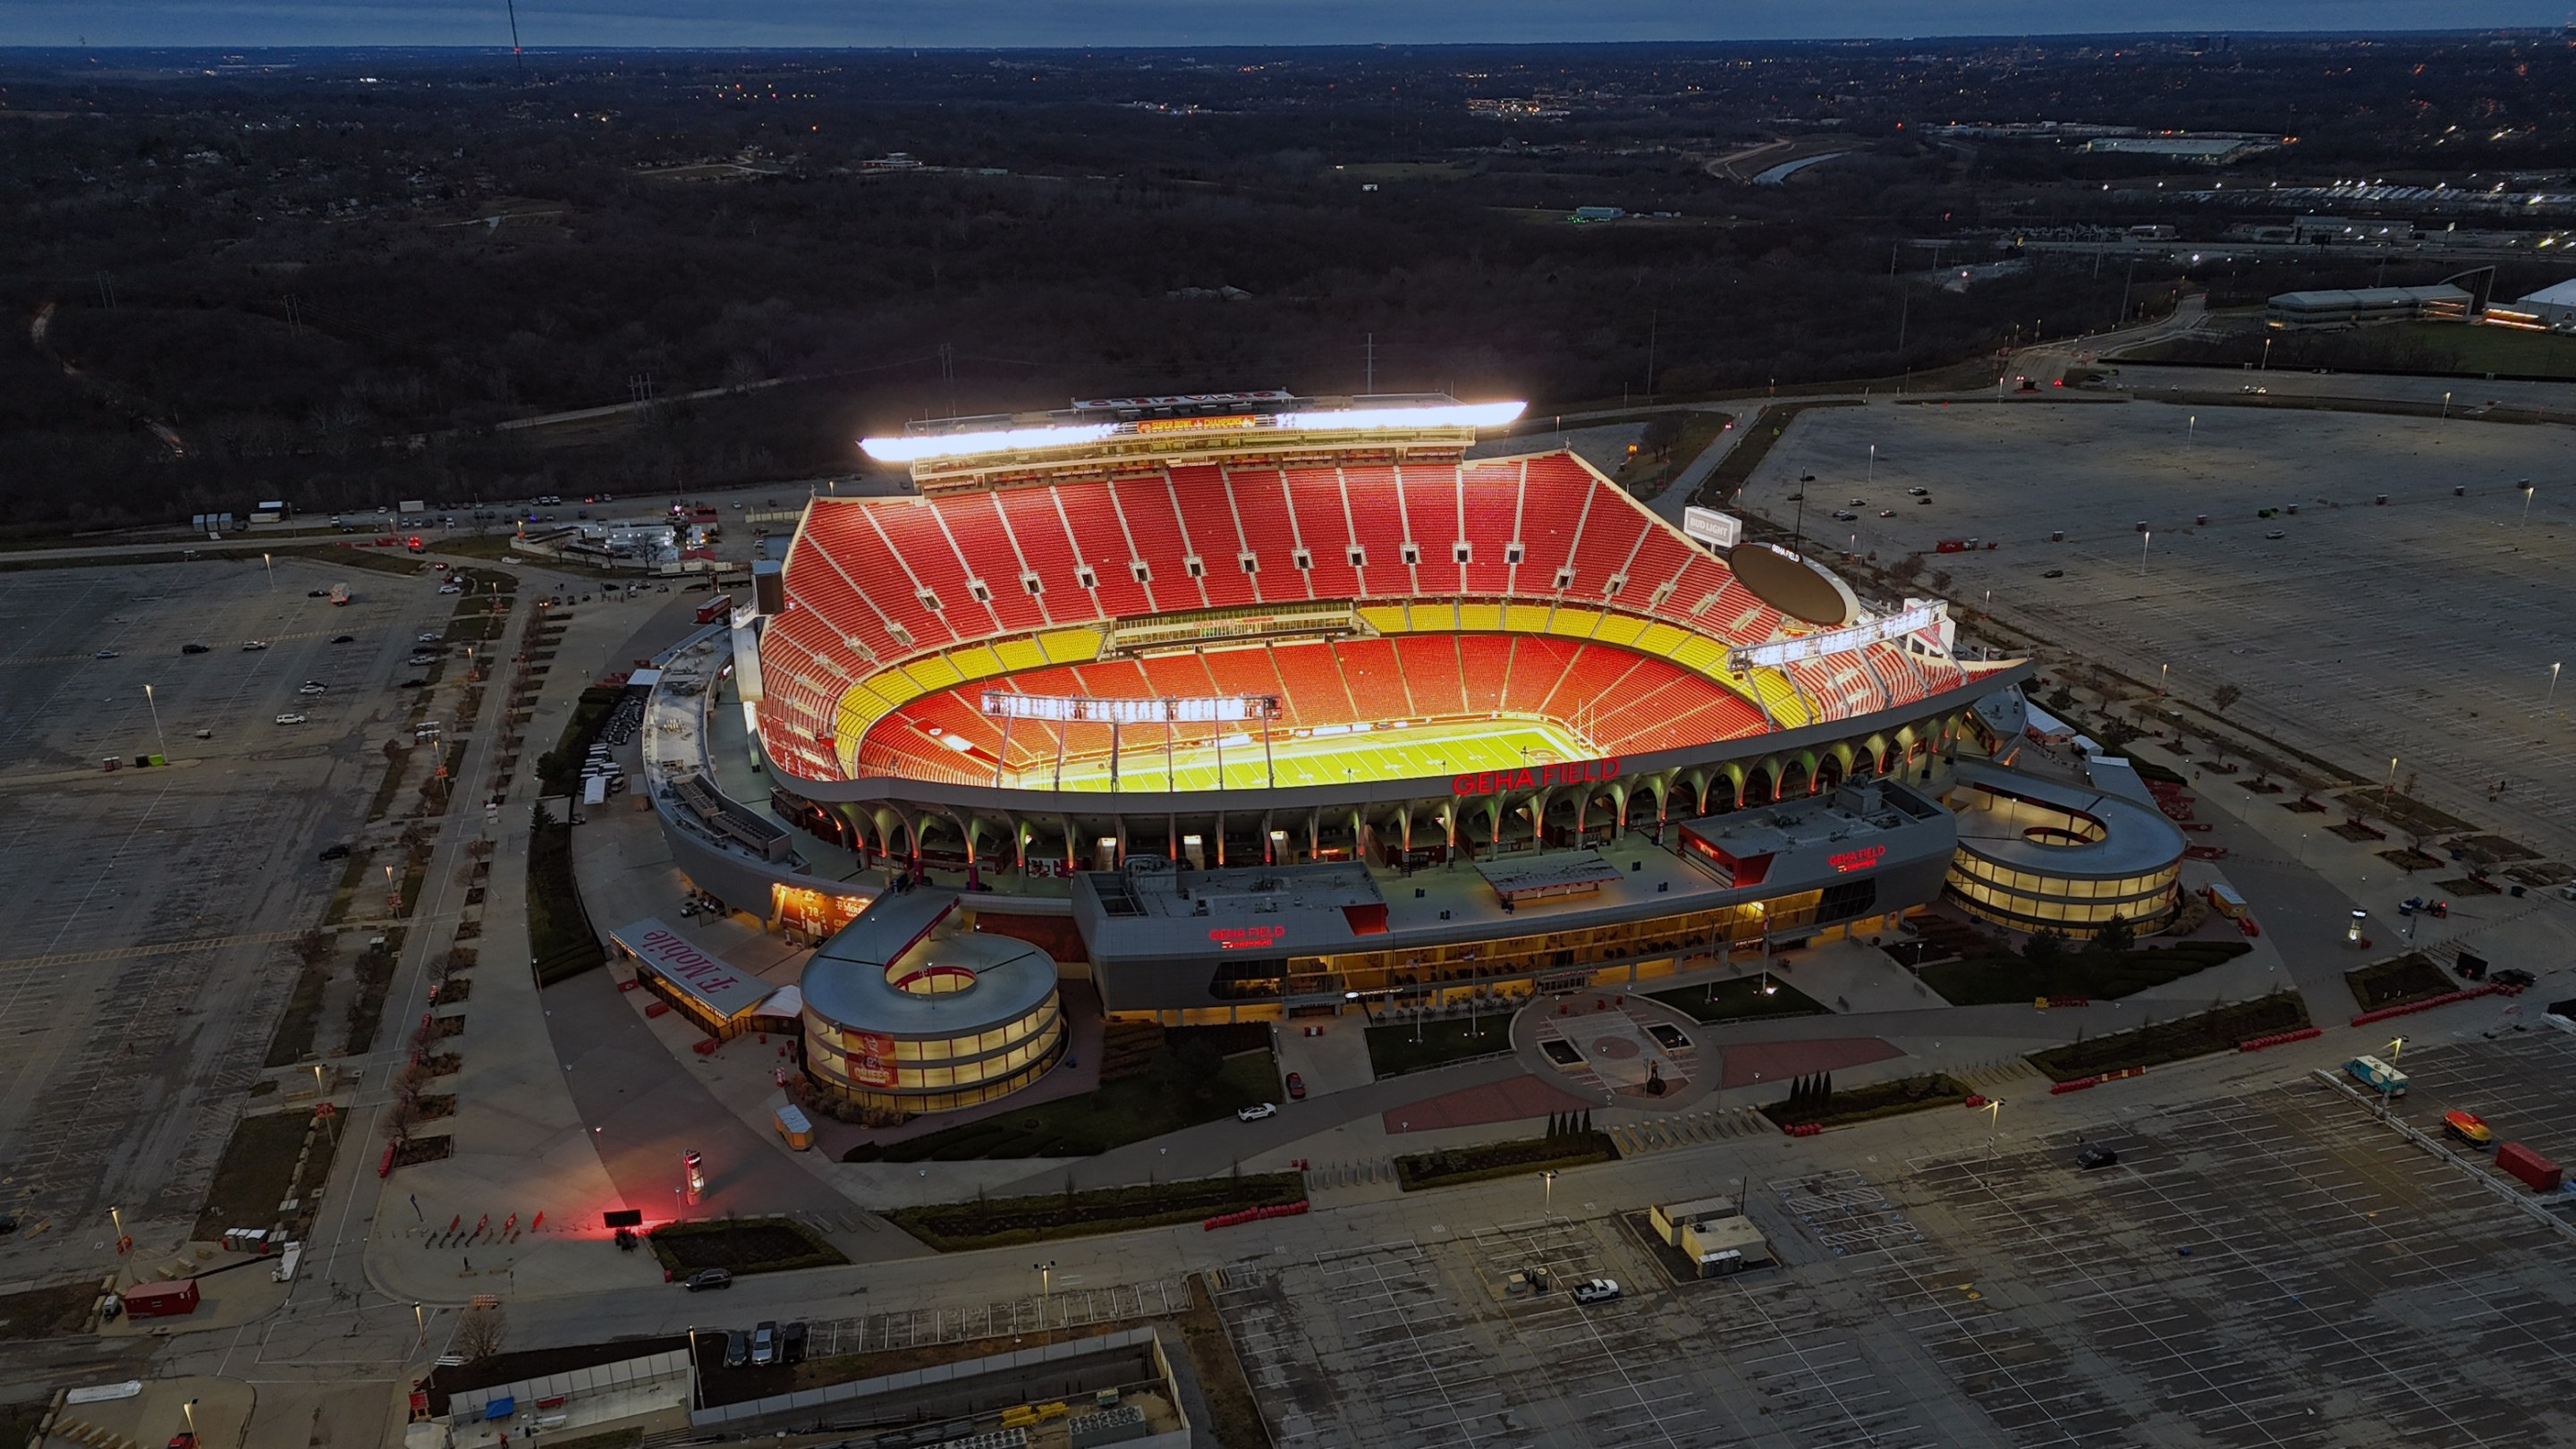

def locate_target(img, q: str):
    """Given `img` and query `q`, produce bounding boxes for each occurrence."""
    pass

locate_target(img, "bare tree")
[2211,682,2241,713]
[454,1303,507,1362]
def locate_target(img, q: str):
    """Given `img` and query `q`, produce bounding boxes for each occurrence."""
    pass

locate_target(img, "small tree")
[1928,569,1953,593]
[2211,682,2241,714]
[2091,913,2136,953]
[2023,929,2067,968]
[454,1303,506,1363]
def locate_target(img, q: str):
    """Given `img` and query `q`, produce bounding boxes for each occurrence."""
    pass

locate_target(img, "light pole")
[2139,530,2151,578]
[414,1302,426,1343]
[2521,482,2537,526]
[2441,391,2452,421]
[1541,1169,1559,1216]
[262,552,274,590]
[1034,1259,1055,1343]
[2186,414,2196,452]
[182,1400,199,1443]
[2260,335,2272,372]
[2159,664,2169,696]
[1866,443,1876,490]
[143,683,168,760]
[2547,662,2563,710]
[2385,757,2399,801]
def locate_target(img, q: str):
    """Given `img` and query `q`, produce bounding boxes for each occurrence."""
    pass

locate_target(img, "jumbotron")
[627,390,2183,1119]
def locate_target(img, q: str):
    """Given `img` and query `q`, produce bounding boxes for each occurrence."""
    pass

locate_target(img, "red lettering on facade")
[1450,757,1620,797]
[1829,845,1886,874]
[1208,925,1287,951]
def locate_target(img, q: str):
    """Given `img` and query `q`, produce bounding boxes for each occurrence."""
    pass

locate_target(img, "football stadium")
[631,390,2178,1117]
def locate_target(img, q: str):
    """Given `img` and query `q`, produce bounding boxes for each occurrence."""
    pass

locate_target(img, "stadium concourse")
[625,390,2182,1122]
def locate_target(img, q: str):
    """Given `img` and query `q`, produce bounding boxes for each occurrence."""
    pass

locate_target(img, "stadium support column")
[1110,721,1122,794]
[1262,714,1275,790]
[994,713,1013,789]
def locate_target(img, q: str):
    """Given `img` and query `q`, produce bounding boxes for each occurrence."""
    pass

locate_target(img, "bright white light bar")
[980,691,1283,724]
[860,400,1525,465]
[1729,601,1945,672]
[860,422,1120,464]
[1278,401,1526,432]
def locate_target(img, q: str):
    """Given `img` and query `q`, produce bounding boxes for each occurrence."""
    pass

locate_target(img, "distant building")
[2483,277,2576,334]
[1569,206,1627,223]
[2083,135,2274,164]
[2265,284,2473,331]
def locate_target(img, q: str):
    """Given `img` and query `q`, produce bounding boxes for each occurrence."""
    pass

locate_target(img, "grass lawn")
[0,1282,101,1341]
[2347,953,2456,1012]
[1394,1131,1619,1191]
[2027,993,2309,1082]
[1760,1072,1970,1129]
[1647,975,1830,1023]
[1919,941,2251,1006]
[1365,1017,1511,1078]
[886,1174,1304,1251]
[649,1216,846,1276]
[876,1053,1278,1161]
[192,1110,314,1241]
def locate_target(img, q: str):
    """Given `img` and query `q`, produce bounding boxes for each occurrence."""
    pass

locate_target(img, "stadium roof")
[2515,277,2576,308]
[2269,284,2469,311]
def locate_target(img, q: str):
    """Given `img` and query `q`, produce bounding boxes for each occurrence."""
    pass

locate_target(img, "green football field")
[1013,718,1592,793]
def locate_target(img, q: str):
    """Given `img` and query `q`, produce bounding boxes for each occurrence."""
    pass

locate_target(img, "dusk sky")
[2,2,2568,49]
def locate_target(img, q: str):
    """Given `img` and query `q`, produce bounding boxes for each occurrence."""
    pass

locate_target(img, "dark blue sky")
[3,3,2566,48]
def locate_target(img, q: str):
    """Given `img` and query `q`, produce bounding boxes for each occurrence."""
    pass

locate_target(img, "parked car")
[1915,496,1933,504]
[2264,530,2286,540]
[781,1321,809,1364]
[1906,487,1929,496]
[1877,509,1896,518]
[182,643,209,655]
[2042,569,2064,579]
[418,631,441,643]
[1285,1072,1306,1101]
[307,589,331,598]
[1571,1279,1622,1305]
[399,677,428,689]
[241,640,269,651]
[751,1321,778,1366]
[274,713,307,725]
[683,1267,733,1292]
[1846,497,1867,506]
[1831,510,1859,522]
[299,682,327,695]
[2075,1145,2119,1169]
[1235,1102,1278,1123]
[723,1330,749,1369]
[94,648,119,659]
[331,634,354,643]
[318,843,351,860]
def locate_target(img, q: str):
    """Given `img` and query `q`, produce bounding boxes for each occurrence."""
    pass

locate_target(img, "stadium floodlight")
[1280,401,1525,433]
[981,691,1282,725]
[1728,601,1946,673]
[860,421,1121,464]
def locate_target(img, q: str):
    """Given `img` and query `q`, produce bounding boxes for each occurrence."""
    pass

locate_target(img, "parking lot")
[1747,402,2576,862]
[0,555,453,1261]
[1215,1033,2576,1447]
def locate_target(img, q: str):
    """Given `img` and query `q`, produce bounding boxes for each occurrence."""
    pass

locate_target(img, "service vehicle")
[329,583,352,606]
[1831,510,1859,522]
[2345,1055,2408,1097]
[1571,1279,1623,1305]
[2442,1111,2495,1148]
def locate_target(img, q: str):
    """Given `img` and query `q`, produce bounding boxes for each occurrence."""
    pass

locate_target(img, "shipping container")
[2204,882,2248,919]
[694,594,734,625]
[122,1279,200,1318]
[2497,1142,2563,1193]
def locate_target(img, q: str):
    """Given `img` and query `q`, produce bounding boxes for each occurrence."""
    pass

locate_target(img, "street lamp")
[2521,482,2537,526]
[2442,391,2453,421]
[143,683,168,760]
[182,1401,199,1441]
[2186,414,2196,451]
[1541,1169,1559,1215]
[2547,662,2563,710]
[2260,335,2273,372]
[262,552,274,590]
[1034,1259,1056,1342]
[414,1302,426,1343]
[2139,530,2151,578]
[2159,664,2169,696]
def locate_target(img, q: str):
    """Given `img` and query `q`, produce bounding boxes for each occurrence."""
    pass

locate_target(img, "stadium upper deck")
[740,393,2017,870]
